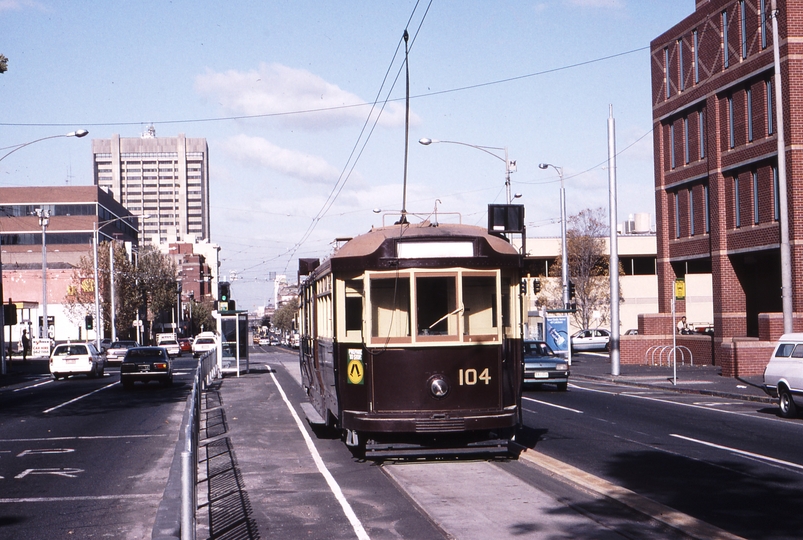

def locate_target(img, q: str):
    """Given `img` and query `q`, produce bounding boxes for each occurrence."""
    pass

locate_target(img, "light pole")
[419,138,516,204]
[35,208,51,342]
[0,129,87,373]
[538,163,569,310]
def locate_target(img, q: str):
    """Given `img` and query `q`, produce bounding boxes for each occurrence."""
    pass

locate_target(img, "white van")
[763,333,803,418]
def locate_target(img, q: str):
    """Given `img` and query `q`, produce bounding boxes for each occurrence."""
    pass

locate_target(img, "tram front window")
[370,277,411,338]
[416,276,457,336]
[462,275,496,336]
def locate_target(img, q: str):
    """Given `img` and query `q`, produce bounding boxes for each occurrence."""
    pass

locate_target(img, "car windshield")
[524,342,555,357]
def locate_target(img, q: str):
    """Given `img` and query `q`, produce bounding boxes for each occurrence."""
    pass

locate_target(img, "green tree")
[0,54,8,74]
[273,298,298,333]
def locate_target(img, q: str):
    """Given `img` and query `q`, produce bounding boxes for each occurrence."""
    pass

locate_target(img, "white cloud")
[221,134,341,184]
[565,0,625,8]
[195,62,413,130]
[0,0,47,13]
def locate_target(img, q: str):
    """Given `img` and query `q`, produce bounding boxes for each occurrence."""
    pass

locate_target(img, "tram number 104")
[458,368,491,386]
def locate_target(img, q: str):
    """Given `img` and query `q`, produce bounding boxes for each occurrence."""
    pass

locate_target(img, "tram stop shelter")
[214,309,249,376]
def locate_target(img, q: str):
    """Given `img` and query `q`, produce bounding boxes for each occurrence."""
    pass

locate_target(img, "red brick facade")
[645,0,803,376]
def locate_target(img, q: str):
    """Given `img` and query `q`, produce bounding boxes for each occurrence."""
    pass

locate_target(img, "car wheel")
[779,387,798,418]
[604,342,610,352]
[556,382,568,391]
[52,373,61,381]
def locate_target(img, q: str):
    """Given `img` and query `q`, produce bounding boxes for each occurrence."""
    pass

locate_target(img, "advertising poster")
[545,315,569,353]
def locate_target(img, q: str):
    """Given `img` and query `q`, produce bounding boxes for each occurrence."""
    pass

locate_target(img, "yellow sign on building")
[674,278,686,300]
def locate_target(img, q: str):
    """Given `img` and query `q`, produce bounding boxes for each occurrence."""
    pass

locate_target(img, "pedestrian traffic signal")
[3,303,17,326]
[568,281,576,300]
[533,278,541,294]
[85,315,93,330]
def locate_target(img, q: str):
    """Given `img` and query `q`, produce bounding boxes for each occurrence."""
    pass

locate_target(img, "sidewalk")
[0,357,50,388]
[568,352,773,403]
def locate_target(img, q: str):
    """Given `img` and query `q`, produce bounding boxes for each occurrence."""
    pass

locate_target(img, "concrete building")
[645,0,800,375]
[92,127,210,245]
[0,186,138,344]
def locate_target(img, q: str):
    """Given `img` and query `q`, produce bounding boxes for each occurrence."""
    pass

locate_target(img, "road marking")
[0,493,158,503]
[43,381,118,413]
[670,434,803,471]
[523,396,583,414]
[269,370,369,540]
[17,448,74,457]
[13,379,53,392]
[15,468,84,478]
[0,434,166,443]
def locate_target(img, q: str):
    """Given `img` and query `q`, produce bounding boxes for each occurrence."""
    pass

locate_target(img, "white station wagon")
[763,333,803,418]
[50,342,105,380]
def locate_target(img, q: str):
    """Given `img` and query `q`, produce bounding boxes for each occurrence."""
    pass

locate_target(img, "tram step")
[300,402,326,425]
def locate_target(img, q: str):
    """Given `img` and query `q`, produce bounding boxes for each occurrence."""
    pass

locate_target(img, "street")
[0,356,198,540]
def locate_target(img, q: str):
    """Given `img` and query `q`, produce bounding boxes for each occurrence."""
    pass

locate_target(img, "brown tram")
[298,220,524,457]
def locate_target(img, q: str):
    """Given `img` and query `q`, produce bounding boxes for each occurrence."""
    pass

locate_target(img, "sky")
[1,0,695,312]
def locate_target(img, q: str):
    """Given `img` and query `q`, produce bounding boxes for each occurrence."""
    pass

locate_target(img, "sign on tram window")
[397,241,473,259]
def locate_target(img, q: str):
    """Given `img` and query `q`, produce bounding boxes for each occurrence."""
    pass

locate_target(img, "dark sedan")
[523,340,570,391]
[120,347,173,389]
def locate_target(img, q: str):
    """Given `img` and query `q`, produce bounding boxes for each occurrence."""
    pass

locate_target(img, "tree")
[0,54,8,74]
[537,207,623,329]
[273,298,298,333]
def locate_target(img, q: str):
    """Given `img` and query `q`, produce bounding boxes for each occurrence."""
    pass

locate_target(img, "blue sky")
[1,0,694,311]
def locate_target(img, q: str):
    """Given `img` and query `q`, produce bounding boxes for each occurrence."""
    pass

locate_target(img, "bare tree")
[538,207,623,329]
[0,54,8,74]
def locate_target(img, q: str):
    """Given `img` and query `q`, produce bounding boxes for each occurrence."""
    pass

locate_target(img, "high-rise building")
[92,127,210,245]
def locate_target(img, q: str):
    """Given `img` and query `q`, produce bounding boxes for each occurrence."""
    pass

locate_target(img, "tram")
[298,218,524,457]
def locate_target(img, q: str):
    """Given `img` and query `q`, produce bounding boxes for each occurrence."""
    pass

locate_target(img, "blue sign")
[545,315,569,353]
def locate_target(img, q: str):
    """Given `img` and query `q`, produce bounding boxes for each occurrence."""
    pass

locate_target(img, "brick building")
[640,0,801,375]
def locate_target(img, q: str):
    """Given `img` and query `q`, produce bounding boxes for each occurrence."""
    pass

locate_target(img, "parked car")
[178,338,192,354]
[120,347,173,389]
[50,342,105,380]
[522,340,569,391]
[105,340,139,366]
[259,337,269,346]
[763,333,803,418]
[571,328,611,352]
[624,328,639,335]
[99,337,113,353]
[192,333,218,357]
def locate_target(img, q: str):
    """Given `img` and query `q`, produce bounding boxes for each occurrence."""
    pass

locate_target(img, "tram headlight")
[428,375,449,398]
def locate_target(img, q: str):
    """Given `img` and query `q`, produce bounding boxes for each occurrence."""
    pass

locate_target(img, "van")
[763,333,803,418]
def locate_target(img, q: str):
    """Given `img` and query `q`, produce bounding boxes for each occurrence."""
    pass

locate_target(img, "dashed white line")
[670,434,803,471]
[523,396,583,414]
[43,382,119,413]
[13,379,53,392]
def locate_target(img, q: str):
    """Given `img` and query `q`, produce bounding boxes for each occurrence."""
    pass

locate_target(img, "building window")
[723,10,730,68]
[699,109,706,158]
[740,0,748,59]
[670,123,676,169]
[705,183,711,233]
[728,95,735,148]
[693,29,700,84]
[747,87,753,142]
[684,117,690,164]
[689,187,695,235]
[675,192,681,238]
[735,177,741,228]
[753,171,760,224]
[761,0,768,49]
[767,79,774,135]
[665,47,671,98]
[773,166,780,221]
[678,38,685,91]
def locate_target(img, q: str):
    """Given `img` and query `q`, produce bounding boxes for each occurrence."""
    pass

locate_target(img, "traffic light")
[533,278,541,294]
[218,281,231,302]
[520,279,527,295]
[85,315,94,330]
[3,303,17,326]
[568,281,576,300]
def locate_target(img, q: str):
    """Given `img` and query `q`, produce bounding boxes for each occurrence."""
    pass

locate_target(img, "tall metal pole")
[772,1,793,334]
[36,209,50,342]
[93,223,101,350]
[110,242,116,342]
[401,30,410,222]
[608,105,621,376]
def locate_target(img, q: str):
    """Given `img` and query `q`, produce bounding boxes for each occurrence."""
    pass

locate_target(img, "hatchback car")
[763,333,803,418]
[50,342,105,380]
[523,340,569,391]
[105,340,139,366]
[178,338,192,354]
[571,328,611,352]
[120,347,173,388]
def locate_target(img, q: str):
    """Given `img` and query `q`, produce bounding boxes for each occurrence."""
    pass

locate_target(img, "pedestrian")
[676,316,689,335]
[21,330,30,361]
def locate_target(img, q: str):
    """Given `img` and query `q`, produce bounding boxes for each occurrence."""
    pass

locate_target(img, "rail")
[645,345,694,367]
[152,349,219,540]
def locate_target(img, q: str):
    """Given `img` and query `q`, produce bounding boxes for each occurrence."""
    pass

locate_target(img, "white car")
[50,342,105,380]
[105,340,139,365]
[763,333,803,418]
[192,334,218,357]
[571,328,611,352]
[157,338,181,358]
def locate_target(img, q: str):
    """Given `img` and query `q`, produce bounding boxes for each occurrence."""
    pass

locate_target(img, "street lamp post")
[419,138,516,204]
[34,208,51,342]
[0,129,88,374]
[538,163,569,310]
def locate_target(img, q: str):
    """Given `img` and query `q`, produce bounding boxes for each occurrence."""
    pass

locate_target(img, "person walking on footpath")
[21,329,30,361]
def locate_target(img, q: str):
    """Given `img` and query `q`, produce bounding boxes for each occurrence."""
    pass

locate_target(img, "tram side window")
[370,277,411,338]
[416,276,457,336]
[462,276,496,336]
[345,280,363,333]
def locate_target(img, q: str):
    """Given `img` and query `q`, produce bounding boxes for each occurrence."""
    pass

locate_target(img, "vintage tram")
[298,219,524,457]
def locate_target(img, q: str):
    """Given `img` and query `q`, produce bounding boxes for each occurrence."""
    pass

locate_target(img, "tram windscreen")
[416,276,457,335]
[462,276,497,336]
[371,277,411,338]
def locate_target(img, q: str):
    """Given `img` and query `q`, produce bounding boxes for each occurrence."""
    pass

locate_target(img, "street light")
[419,138,516,204]
[0,130,89,164]
[538,163,569,310]
[93,214,149,350]
[34,208,51,341]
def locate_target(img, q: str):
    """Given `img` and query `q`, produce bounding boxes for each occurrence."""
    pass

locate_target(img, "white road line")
[670,434,803,471]
[13,379,53,392]
[269,370,369,540]
[0,434,166,443]
[522,396,583,414]
[42,382,119,413]
[0,493,159,503]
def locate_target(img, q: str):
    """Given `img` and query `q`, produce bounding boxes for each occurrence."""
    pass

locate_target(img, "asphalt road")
[523,371,803,540]
[0,355,198,540]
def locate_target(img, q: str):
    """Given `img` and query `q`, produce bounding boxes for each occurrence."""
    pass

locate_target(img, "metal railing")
[646,345,694,367]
